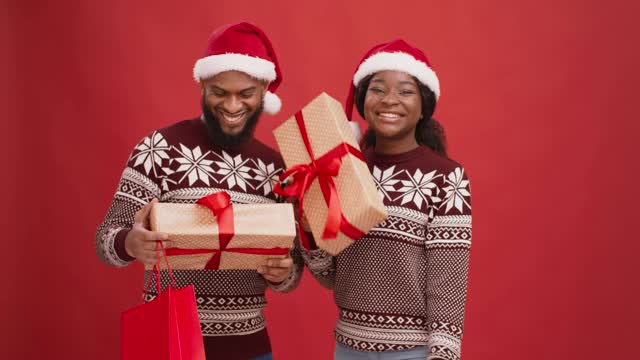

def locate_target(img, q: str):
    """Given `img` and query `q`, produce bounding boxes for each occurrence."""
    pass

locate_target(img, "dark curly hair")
[355,74,447,157]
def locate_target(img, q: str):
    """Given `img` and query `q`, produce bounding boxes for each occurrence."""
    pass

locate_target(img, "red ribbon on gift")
[273,111,365,250]
[164,192,290,269]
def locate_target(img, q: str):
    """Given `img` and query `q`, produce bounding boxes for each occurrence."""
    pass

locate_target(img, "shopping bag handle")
[141,241,178,301]
[156,240,178,288]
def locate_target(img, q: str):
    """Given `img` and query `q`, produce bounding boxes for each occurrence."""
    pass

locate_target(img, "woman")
[301,39,472,360]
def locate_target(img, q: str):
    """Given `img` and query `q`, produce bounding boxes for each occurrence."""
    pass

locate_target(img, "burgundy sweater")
[302,145,472,360]
[96,117,303,359]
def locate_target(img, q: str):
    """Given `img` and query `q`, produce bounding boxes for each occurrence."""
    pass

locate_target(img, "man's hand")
[299,213,311,232]
[124,199,172,266]
[257,256,294,283]
[282,188,311,232]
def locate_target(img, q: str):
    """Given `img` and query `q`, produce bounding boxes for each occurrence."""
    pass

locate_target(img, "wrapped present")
[147,192,296,270]
[273,92,387,255]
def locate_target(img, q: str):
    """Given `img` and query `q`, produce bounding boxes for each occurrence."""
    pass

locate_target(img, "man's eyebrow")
[399,81,417,86]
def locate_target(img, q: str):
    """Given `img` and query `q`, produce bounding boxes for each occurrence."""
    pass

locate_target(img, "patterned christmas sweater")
[96,117,303,359]
[302,145,472,360]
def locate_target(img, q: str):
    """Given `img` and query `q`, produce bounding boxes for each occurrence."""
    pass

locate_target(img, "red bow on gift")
[274,111,365,250]
[164,192,290,269]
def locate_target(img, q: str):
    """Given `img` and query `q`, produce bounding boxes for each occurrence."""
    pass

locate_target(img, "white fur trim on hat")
[348,121,362,143]
[353,52,440,99]
[193,53,276,82]
[262,91,281,114]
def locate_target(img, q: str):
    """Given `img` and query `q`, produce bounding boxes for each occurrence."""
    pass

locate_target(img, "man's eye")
[209,89,225,96]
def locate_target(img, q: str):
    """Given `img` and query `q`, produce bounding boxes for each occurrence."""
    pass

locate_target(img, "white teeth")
[222,113,245,123]
[378,112,402,118]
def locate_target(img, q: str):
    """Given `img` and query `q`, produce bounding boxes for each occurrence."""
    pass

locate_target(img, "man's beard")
[201,97,262,147]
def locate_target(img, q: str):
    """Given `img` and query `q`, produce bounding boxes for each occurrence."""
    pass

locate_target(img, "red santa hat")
[345,39,441,122]
[193,22,283,114]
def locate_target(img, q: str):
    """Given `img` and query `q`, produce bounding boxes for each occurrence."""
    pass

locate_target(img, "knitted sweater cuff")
[114,228,136,262]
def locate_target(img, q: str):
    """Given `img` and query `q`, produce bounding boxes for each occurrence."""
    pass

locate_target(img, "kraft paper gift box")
[147,192,296,270]
[273,92,387,255]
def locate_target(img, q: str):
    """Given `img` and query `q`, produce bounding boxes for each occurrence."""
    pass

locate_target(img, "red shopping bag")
[121,242,206,360]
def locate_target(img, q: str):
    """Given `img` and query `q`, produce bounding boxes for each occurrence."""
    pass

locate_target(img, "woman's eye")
[369,87,384,94]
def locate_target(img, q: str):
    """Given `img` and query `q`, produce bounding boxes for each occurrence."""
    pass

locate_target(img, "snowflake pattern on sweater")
[301,145,472,360]
[96,118,303,345]
[127,130,282,194]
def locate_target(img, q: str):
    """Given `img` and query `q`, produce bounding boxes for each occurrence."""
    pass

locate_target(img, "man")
[96,22,302,360]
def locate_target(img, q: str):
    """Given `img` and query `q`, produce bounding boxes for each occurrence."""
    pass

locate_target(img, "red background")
[4,0,640,359]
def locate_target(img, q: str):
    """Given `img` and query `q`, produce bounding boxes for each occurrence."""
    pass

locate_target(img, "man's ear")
[261,81,269,96]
